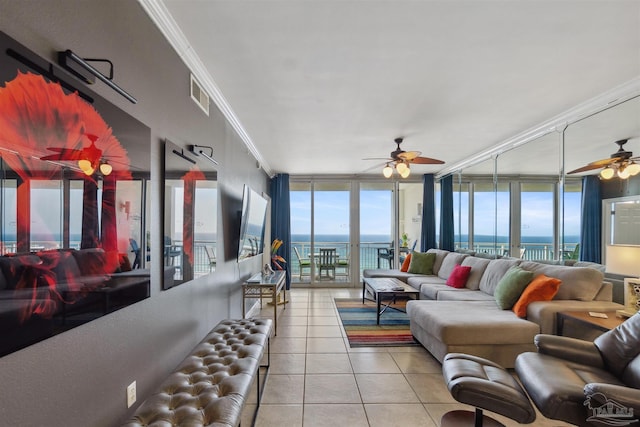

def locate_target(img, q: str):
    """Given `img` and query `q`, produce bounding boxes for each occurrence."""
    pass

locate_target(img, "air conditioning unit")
[190,74,209,116]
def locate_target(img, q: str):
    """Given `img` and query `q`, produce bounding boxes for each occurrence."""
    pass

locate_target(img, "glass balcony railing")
[288,240,580,282]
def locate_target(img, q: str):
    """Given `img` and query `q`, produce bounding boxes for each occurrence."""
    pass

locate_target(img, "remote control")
[588,312,608,319]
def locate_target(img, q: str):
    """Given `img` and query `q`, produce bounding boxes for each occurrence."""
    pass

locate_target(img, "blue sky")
[4,186,580,241]
[290,190,392,236]
[291,189,582,238]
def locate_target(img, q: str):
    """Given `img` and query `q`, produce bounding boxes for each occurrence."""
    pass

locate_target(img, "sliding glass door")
[290,181,351,285]
[290,182,312,283]
[290,179,423,286]
[313,182,351,283]
[360,182,393,276]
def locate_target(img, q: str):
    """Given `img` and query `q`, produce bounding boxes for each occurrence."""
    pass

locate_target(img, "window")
[453,180,469,249]
[473,182,509,255]
[521,183,555,259]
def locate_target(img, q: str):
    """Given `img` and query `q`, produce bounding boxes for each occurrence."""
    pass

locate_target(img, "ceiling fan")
[567,139,640,179]
[40,133,113,176]
[364,137,444,178]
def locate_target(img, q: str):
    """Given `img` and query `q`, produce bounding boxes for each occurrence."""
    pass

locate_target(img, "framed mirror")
[604,196,640,246]
[495,132,564,260]
[163,139,218,289]
[0,31,151,357]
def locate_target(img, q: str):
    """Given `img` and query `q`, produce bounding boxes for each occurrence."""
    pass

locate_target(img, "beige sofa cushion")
[461,257,491,290]
[362,269,424,284]
[519,261,604,301]
[436,289,495,301]
[427,249,449,276]
[407,276,445,288]
[407,300,539,345]
[479,258,521,295]
[437,252,469,280]
[420,283,452,300]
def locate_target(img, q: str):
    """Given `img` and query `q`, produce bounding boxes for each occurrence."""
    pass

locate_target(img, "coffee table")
[362,277,419,324]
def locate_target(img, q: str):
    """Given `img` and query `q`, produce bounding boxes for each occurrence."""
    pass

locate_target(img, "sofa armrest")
[584,383,640,415]
[534,334,604,368]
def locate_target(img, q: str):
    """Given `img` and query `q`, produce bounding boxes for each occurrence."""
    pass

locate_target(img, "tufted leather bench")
[121,318,272,427]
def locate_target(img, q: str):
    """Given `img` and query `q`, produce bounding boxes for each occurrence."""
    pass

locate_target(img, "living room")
[0,1,639,426]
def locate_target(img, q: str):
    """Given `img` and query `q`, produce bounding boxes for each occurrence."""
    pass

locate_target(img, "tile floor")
[242,287,571,427]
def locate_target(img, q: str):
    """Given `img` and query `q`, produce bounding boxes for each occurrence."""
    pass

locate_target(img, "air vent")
[190,74,210,116]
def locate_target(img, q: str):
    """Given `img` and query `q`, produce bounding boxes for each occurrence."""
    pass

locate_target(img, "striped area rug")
[334,298,419,347]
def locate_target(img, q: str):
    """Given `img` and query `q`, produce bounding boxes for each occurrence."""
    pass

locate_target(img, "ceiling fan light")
[78,158,92,172]
[396,162,408,175]
[618,166,630,179]
[99,161,113,176]
[399,165,411,178]
[626,162,640,176]
[382,164,393,178]
[600,167,615,180]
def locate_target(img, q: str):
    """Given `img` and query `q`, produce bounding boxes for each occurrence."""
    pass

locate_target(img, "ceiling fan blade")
[40,148,83,161]
[360,161,388,173]
[410,156,445,165]
[588,156,623,167]
[362,157,393,161]
[567,163,607,174]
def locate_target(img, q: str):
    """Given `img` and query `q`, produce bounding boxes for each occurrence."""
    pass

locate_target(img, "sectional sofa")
[363,249,623,368]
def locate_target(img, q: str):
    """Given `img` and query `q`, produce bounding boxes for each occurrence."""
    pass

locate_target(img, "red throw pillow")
[512,274,562,318]
[400,253,412,272]
[446,264,472,288]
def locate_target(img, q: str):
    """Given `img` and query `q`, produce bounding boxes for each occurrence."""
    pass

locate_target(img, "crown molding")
[436,76,640,178]
[137,0,272,176]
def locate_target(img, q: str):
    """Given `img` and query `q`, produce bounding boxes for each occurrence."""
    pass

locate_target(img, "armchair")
[515,313,640,427]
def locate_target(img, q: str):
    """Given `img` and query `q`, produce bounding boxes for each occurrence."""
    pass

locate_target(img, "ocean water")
[291,234,579,245]
[286,233,579,270]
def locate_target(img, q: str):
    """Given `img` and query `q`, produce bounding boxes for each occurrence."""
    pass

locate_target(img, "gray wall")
[601,175,640,199]
[0,1,269,425]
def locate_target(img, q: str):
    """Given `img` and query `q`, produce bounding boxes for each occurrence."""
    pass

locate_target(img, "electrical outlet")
[126,381,136,408]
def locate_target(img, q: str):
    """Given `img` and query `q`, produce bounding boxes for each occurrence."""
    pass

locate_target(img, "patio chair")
[129,238,142,269]
[204,245,216,271]
[318,248,337,280]
[399,240,417,264]
[377,242,394,268]
[293,247,311,279]
[164,236,182,271]
[564,243,580,260]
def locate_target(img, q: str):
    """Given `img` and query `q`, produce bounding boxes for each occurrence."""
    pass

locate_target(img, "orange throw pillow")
[400,253,412,272]
[512,274,561,318]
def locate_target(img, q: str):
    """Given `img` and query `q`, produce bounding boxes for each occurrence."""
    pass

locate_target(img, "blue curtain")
[270,174,291,289]
[580,175,601,263]
[439,175,454,251]
[421,174,436,251]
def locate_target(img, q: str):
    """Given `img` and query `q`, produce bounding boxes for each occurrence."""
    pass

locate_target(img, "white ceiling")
[150,0,640,177]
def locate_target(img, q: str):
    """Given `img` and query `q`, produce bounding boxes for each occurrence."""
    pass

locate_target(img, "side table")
[242,270,286,335]
[556,311,625,341]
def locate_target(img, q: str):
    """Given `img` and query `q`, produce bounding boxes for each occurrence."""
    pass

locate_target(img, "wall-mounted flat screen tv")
[237,185,268,262]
